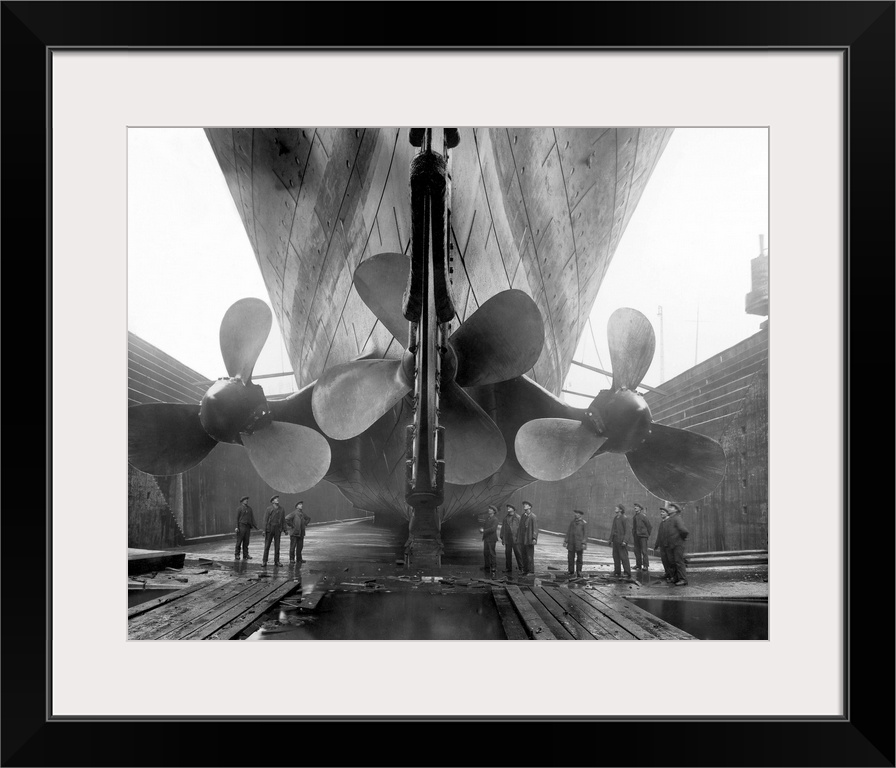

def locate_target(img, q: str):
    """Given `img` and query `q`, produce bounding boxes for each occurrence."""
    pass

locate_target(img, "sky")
[128,127,768,400]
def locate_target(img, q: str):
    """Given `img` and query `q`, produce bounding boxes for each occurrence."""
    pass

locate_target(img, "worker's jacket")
[516,511,538,545]
[632,510,653,538]
[285,511,311,537]
[236,505,257,528]
[564,517,588,550]
[481,516,499,543]
[654,519,668,549]
[664,513,689,548]
[500,512,520,545]
[263,504,286,533]
[609,514,628,544]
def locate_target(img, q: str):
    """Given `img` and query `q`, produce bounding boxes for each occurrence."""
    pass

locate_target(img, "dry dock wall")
[502,328,769,553]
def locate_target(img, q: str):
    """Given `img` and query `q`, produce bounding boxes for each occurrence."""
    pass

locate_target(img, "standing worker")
[662,503,690,586]
[609,504,632,578]
[517,501,539,575]
[262,495,286,567]
[631,503,653,571]
[233,495,257,560]
[285,500,311,566]
[563,509,588,578]
[500,503,524,575]
[655,507,675,581]
[480,505,499,578]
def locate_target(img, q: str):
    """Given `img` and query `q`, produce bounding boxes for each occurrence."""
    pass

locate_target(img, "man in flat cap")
[654,507,674,581]
[609,504,632,578]
[563,509,588,578]
[285,500,311,566]
[500,503,524,575]
[631,503,653,571]
[262,495,286,567]
[480,505,499,578]
[517,501,538,575]
[233,495,257,560]
[662,503,690,586]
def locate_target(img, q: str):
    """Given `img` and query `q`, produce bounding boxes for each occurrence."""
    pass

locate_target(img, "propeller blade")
[449,290,545,387]
[439,379,507,484]
[220,298,273,381]
[242,422,332,493]
[607,307,655,390]
[626,423,727,501]
[353,252,411,342]
[128,403,217,475]
[311,359,411,440]
[514,418,606,481]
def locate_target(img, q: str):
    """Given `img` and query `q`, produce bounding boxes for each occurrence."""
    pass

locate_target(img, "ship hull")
[206,127,672,520]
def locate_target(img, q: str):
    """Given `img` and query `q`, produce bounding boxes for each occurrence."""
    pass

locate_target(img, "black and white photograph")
[16,1,888,755]
[127,125,769,642]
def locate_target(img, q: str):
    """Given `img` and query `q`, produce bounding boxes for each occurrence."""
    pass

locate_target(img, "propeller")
[513,418,605,482]
[439,379,507,484]
[219,298,273,381]
[515,307,726,502]
[311,251,545,484]
[128,403,217,476]
[626,422,727,501]
[312,356,414,441]
[128,299,331,493]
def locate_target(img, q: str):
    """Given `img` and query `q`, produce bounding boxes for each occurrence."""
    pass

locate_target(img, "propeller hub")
[586,389,652,454]
[199,378,270,444]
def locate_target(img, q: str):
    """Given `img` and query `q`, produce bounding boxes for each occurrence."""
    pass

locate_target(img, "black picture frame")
[4,2,892,766]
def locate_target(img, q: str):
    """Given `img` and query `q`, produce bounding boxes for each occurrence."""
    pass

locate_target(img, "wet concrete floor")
[145,518,768,639]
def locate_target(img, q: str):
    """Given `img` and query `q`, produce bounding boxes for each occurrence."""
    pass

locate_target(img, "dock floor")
[128,576,300,640]
[494,583,695,640]
[130,518,766,640]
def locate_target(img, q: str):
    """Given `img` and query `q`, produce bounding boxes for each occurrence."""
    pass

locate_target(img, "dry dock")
[127,519,768,640]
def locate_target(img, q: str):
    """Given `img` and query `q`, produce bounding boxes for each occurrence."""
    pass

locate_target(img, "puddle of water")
[248,590,505,640]
[128,589,181,609]
[628,598,768,640]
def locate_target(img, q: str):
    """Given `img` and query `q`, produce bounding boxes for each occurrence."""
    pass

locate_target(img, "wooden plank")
[520,590,575,640]
[503,585,557,640]
[129,580,240,637]
[165,581,274,640]
[129,580,259,640]
[688,549,768,558]
[127,581,211,618]
[529,587,595,641]
[548,587,636,640]
[211,580,303,640]
[180,580,303,640]
[586,589,695,640]
[281,590,325,611]
[572,589,662,640]
[491,587,529,640]
[127,550,186,576]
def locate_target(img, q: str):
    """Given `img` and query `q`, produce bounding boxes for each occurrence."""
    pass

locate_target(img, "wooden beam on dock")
[546,587,637,640]
[584,589,695,640]
[529,586,595,640]
[129,580,257,640]
[491,587,529,640]
[521,590,575,640]
[164,582,275,640]
[128,577,303,641]
[504,585,556,640]
[210,580,302,640]
[127,581,210,618]
[127,548,186,576]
